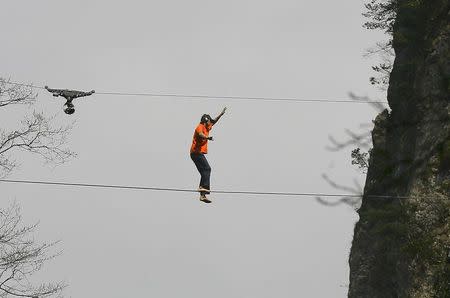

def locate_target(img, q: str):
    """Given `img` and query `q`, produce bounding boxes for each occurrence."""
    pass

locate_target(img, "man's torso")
[190,123,212,154]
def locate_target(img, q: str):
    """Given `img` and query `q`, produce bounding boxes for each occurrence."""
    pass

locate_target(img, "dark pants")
[190,153,211,193]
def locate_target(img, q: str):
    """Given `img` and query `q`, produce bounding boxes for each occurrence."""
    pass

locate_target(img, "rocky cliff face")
[349,1,450,297]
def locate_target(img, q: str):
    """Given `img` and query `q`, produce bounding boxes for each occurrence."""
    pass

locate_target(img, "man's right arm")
[197,128,213,140]
[199,133,213,140]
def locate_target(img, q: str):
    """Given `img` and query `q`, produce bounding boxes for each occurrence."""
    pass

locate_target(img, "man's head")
[200,114,214,124]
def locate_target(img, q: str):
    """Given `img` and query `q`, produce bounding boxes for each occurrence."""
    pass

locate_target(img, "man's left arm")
[212,107,227,125]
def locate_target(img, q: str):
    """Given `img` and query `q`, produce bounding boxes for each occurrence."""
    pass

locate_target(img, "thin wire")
[0,179,409,199]
[95,91,383,104]
[2,81,388,104]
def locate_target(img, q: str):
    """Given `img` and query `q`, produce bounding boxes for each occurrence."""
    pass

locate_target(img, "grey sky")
[1,1,386,297]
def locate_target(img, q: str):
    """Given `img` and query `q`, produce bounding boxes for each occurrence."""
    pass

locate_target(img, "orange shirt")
[190,123,212,154]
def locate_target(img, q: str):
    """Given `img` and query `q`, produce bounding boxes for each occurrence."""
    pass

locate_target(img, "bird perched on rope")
[45,86,95,114]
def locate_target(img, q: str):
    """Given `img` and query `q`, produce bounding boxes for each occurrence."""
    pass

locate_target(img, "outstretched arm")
[212,107,227,124]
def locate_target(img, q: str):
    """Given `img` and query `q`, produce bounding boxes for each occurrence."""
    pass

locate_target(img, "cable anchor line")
[3,81,388,104]
[0,179,409,199]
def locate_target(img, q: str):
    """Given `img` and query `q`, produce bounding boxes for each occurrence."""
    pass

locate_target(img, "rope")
[0,179,409,199]
[2,81,387,104]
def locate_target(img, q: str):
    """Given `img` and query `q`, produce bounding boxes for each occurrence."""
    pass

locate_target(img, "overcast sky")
[1,1,387,297]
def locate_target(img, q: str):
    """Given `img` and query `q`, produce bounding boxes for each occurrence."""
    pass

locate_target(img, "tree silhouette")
[0,79,73,297]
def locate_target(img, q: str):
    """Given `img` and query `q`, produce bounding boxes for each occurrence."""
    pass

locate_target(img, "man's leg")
[190,153,211,193]
[198,154,211,192]
[191,153,212,203]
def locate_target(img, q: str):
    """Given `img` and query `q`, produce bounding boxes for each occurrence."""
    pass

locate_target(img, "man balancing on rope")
[190,107,227,203]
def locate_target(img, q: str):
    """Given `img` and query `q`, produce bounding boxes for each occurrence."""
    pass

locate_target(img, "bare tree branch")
[0,80,76,177]
[0,79,72,297]
[0,111,75,177]
[0,203,66,298]
[315,174,364,208]
[0,79,36,107]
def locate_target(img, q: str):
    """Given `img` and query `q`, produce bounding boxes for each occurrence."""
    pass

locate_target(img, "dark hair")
[200,114,213,124]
